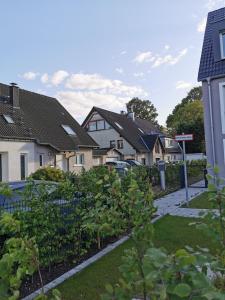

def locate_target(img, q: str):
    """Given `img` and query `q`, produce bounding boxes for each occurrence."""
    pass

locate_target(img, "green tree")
[166,86,205,153]
[126,97,159,125]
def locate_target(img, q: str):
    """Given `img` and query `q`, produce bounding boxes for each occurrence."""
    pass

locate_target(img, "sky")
[0,0,224,125]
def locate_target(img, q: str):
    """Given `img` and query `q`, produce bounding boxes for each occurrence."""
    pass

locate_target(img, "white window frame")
[74,153,85,166]
[220,32,225,59]
[219,82,225,134]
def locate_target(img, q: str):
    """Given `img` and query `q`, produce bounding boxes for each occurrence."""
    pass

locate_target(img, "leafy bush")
[30,166,66,182]
[0,213,39,300]
[9,166,154,268]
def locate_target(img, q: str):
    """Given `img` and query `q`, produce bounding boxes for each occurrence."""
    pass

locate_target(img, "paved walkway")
[154,181,207,217]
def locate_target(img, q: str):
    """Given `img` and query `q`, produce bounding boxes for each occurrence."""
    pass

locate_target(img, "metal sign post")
[175,134,194,206]
[182,140,189,206]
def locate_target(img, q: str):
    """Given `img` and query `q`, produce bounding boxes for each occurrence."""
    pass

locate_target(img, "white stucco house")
[0,83,98,182]
[82,107,179,166]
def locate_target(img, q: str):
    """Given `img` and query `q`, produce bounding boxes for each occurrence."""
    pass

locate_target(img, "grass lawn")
[57,215,218,300]
[182,192,214,209]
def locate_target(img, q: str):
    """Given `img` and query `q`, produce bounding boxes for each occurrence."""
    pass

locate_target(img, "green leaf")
[173,283,191,298]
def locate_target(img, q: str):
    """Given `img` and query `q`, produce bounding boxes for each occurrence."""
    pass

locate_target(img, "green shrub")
[30,166,66,182]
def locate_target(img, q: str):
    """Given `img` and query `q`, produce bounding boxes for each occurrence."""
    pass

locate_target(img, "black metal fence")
[147,161,206,189]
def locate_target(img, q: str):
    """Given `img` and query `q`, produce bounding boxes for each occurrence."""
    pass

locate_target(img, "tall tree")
[166,86,205,153]
[126,98,158,125]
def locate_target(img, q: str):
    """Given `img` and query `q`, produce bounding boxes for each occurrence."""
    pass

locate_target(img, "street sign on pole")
[175,134,193,142]
[175,133,194,206]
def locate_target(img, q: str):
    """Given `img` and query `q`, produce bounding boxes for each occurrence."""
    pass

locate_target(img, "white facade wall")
[88,127,136,156]
[0,140,55,182]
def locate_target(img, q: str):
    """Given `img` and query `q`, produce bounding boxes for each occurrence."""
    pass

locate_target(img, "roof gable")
[198,7,225,81]
[82,106,161,153]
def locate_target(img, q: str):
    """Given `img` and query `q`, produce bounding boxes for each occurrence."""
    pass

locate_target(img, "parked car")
[105,161,131,176]
[125,159,142,167]
[105,161,131,169]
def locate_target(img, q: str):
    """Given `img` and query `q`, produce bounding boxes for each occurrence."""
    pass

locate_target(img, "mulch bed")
[20,234,128,299]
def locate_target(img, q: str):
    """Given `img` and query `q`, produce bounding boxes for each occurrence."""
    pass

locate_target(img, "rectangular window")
[39,154,44,167]
[105,122,111,130]
[220,32,225,59]
[141,158,146,165]
[20,154,26,180]
[88,121,97,131]
[97,120,105,130]
[110,140,116,148]
[75,154,84,165]
[117,140,123,149]
[155,141,160,153]
[219,83,225,134]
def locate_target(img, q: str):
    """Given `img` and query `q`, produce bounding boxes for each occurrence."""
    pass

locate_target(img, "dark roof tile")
[0,83,98,151]
[198,7,225,81]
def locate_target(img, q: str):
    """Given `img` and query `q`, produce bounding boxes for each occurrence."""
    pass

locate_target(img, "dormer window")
[2,114,14,124]
[220,32,225,59]
[61,125,76,136]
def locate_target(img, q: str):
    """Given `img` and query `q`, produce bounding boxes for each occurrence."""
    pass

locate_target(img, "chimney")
[9,82,20,108]
[127,105,135,121]
[120,110,126,115]
[127,112,135,121]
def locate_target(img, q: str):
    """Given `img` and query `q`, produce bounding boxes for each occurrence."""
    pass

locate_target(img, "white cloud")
[120,50,127,55]
[164,45,170,51]
[56,91,130,121]
[134,51,155,64]
[205,0,224,10]
[152,48,188,68]
[175,80,193,90]
[41,73,49,84]
[51,70,69,86]
[115,68,124,74]
[133,72,144,78]
[55,72,148,121]
[22,71,39,80]
[65,73,147,97]
[197,17,207,33]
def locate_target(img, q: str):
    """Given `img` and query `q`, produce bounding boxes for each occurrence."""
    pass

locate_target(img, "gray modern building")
[198,7,225,178]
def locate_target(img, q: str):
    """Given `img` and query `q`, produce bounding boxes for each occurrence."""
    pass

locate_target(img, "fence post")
[204,168,208,188]
[158,160,166,190]
[180,165,185,188]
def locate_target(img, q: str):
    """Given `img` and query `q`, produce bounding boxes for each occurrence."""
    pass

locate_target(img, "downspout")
[207,77,216,169]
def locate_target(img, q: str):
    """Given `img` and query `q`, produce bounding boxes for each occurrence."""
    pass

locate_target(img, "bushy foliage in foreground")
[1,167,155,267]
[101,167,225,300]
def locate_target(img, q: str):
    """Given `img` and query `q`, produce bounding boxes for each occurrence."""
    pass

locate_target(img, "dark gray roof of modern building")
[82,106,161,153]
[198,7,225,81]
[0,83,98,151]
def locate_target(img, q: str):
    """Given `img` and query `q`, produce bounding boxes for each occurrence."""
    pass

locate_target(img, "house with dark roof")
[162,137,182,162]
[0,83,98,181]
[198,7,225,177]
[82,107,166,165]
